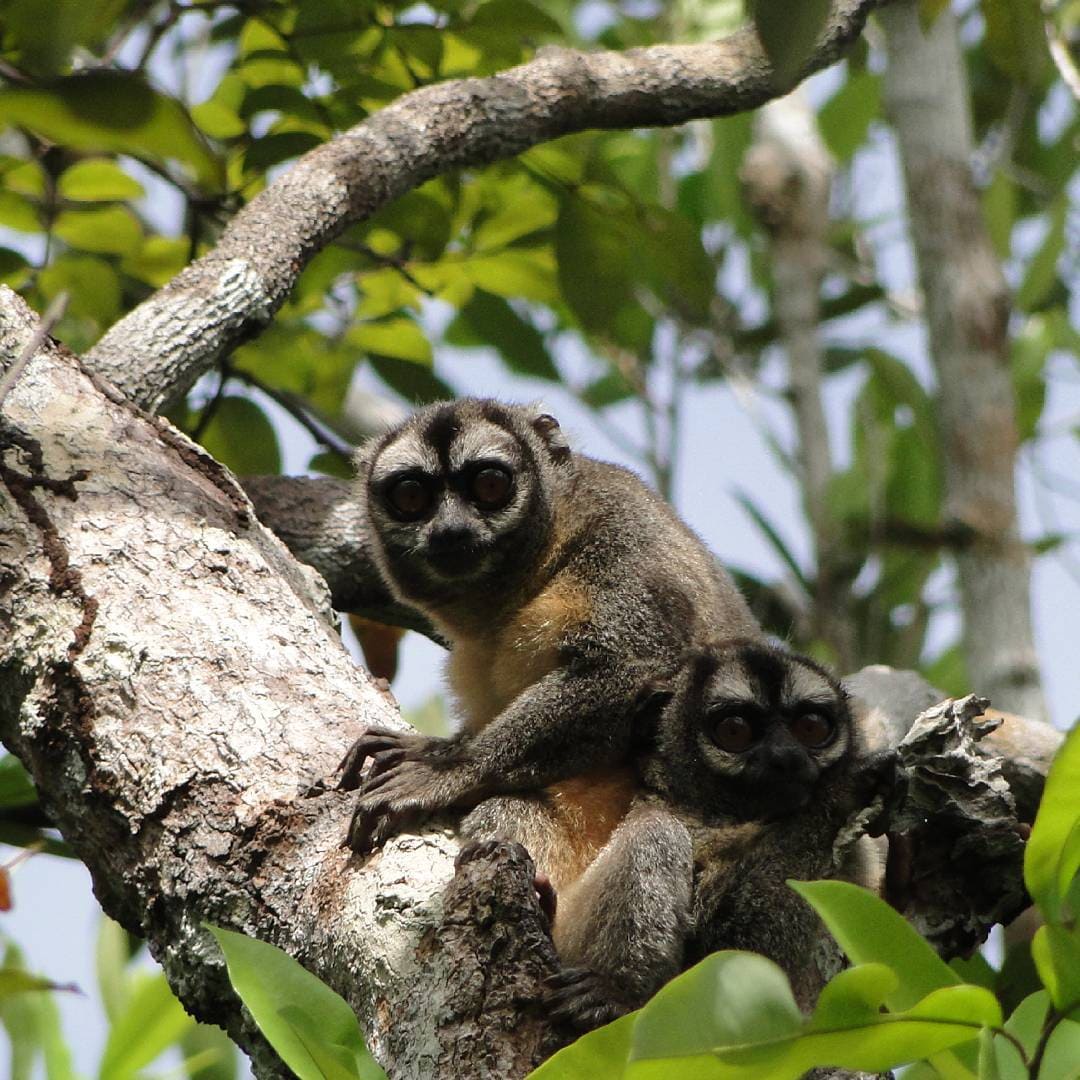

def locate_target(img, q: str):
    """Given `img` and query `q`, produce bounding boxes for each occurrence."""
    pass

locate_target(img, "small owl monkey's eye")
[712,714,755,753]
[789,711,835,749]
[386,477,433,519]
[469,466,513,511]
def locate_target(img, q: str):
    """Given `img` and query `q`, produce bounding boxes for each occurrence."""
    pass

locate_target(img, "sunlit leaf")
[0,72,223,190]
[526,1012,635,1079]
[98,971,194,1080]
[57,160,143,202]
[446,291,559,380]
[1025,720,1080,921]
[208,925,387,1080]
[350,318,433,365]
[53,206,142,255]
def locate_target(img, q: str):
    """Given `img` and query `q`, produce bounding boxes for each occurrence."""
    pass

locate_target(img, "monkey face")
[358,399,571,613]
[648,640,855,823]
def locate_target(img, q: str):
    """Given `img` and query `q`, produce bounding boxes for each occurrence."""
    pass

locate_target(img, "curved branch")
[83,0,880,412]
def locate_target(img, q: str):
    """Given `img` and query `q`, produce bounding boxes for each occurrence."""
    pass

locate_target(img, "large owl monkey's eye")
[468,465,513,511]
[385,476,433,520]
[711,713,755,753]
[789,711,836,748]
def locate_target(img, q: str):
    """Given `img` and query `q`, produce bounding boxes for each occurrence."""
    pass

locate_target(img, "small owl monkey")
[547,640,898,1030]
[338,398,763,901]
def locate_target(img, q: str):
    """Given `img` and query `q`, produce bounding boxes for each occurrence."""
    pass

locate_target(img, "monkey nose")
[429,525,474,552]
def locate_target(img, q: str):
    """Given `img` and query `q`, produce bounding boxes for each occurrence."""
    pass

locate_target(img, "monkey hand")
[545,967,633,1032]
[339,730,485,853]
[336,726,454,791]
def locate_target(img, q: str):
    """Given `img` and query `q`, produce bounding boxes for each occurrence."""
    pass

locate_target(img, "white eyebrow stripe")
[449,423,519,471]
[784,665,835,704]
[371,436,439,478]
[707,668,756,703]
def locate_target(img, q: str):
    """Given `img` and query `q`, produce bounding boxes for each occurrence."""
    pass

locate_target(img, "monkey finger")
[336,730,409,789]
[366,747,408,780]
[345,804,382,854]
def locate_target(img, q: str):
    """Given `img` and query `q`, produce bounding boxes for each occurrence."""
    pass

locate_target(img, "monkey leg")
[544,801,693,1032]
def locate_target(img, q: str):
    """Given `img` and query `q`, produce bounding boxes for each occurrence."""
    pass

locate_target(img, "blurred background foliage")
[0,0,1077,1073]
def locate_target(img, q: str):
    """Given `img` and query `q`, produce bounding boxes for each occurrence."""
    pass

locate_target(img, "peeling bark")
[82,0,880,412]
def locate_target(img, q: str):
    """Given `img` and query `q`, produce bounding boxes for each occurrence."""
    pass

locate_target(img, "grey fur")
[338,398,761,855]
[548,641,898,1029]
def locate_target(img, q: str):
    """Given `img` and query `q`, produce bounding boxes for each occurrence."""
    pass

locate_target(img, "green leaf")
[790,881,960,1010]
[464,249,559,303]
[818,69,881,162]
[0,944,76,1080]
[1016,197,1066,312]
[53,206,142,255]
[0,247,31,288]
[982,0,1052,85]
[0,72,223,190]
[207,925,387,1080]
[996,990,1048,1075]
[308,451,353,480]
[0,190,41,232]
[0,755,37,808]
[0,970,75,999]
[181,1022,238,1080]
[446,291,559,380]
[1031,924,1080,1012]
[369,355,454,406]
[57,160,144,202]
[555,191,637,331]
[1041,1015,1080,1079]
[98,971,194,1080]
[350,318,432,365]
[197,397,282,475]
[96,917,131,1024]
[733,491,811,595]
[631,952,803,1065]
[39,254,121,325]
[1025,720,1080,922]
[623,966,996,1080]
[982,169,1017,260]
[121,236,190,288]
[751,0,830,85]
[526,1011,635,1079]
[579,370,635,409]
[1011,315,1051,441]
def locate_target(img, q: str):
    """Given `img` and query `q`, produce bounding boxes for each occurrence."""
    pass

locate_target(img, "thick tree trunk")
[0,289,555,1079]
[880,0,1047,721]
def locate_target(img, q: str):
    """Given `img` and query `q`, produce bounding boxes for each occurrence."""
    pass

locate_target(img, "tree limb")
[83,0,881,412]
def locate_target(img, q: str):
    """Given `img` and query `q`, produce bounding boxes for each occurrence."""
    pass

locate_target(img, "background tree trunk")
[880,0,1047,722]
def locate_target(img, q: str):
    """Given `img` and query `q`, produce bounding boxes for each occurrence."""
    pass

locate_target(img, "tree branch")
[82,0,881,412]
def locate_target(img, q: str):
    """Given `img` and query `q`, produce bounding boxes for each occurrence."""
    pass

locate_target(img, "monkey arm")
[339,662,646,853]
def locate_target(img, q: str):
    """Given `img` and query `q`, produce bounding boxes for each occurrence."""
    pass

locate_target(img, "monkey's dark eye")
[790,712,835,748]
[386,477,433,520]
[712,715,755,753]
[469,466,513,510]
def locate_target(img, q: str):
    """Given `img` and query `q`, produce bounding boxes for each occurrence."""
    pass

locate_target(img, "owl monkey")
[338,398,763,899]
[547,639,898,1030]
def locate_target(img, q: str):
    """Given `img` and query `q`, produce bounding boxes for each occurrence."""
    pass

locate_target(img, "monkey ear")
[531,411,572,462]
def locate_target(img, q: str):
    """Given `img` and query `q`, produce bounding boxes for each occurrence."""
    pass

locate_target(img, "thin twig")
[0,291,69,409]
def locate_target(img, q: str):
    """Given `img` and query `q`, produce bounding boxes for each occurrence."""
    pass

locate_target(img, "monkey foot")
[544,967,630,1031]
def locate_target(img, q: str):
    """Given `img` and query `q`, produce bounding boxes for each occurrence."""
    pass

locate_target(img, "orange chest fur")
[446,576,591,733]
